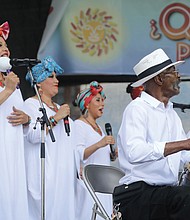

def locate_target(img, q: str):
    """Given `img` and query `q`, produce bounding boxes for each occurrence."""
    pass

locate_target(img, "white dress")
[74,119,112,220]
[0,88,29,220]
[24,98,77,220]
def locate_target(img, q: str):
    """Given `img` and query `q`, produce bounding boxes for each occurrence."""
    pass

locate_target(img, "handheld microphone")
[0,56,12,72]
[105,123,116,161]
[10,58,41,67]
[0,57,19,88]
[60,103,70,136]
[64,116,70,136]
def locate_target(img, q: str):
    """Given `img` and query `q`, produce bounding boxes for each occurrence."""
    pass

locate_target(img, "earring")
[39,88,43,95]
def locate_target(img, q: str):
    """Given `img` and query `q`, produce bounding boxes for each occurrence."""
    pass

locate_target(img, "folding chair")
[82,164,125,220]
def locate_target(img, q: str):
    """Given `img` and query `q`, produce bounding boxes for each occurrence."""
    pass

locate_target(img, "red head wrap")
[74,81,106,114]
[131,86,144,100]
[126,83,144,100]
[0,21,10,40]
[84,83,104,108]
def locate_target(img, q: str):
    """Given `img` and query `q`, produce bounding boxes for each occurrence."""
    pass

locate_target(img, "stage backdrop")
[38,0,190,75]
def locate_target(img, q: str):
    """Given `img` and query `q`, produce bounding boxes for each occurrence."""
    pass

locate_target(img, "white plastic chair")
[82,164,125,220]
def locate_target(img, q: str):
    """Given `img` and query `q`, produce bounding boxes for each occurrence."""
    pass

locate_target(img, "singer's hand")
[115,146,118,157]
[54,103,70,122]
[4,72,19,92]
[110,146,118,161]
[97,135,115,148]
[7,106,30,126]
[83,135,115,160]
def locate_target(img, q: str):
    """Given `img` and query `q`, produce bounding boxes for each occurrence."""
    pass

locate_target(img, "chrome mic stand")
[27,66,55,220]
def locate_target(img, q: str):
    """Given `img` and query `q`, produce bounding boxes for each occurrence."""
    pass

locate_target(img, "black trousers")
[113,181,190,220]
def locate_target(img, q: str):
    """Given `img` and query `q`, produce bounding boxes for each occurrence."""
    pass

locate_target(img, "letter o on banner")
[159,3,190,40]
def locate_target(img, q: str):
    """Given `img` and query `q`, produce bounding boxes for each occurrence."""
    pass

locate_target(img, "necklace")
[43,100,58,112]
[84,117,102,136]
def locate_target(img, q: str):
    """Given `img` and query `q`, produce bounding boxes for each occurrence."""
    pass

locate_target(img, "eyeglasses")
[163,70,179,77]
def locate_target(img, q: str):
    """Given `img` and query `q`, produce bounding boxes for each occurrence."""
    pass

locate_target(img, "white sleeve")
[119,104,165,164]
[23,99,47,144]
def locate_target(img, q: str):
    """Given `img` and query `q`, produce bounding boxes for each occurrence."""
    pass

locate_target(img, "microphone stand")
[27,66,55,220]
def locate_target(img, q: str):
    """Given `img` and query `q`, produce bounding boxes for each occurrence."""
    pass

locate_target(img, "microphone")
[64,116,70,136]
[0,57,19,88]
[105,123,116,161]
[0,57,12,72]
[10,58,41,67]
[61,102,70,136]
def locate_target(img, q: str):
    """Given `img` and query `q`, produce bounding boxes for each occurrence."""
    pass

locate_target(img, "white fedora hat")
[131,48,185,87]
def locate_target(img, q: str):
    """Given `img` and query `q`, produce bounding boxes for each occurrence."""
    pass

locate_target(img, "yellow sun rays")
[70,8,119,57]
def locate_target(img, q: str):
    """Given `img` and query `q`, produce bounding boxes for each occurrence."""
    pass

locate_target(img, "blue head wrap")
[74,81,106,114]
[26,56,63,84]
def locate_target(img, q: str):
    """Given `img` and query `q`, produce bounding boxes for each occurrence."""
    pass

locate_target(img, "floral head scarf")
[26,56,63,84]
[74,81,106,114]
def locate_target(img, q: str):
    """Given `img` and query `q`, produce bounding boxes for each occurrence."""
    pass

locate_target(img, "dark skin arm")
[164,140,190,157]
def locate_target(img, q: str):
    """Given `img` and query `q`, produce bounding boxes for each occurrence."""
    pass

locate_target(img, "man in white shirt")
[114,48,190,220]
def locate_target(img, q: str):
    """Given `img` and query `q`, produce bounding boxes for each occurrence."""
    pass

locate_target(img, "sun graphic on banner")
[70,8,119,57]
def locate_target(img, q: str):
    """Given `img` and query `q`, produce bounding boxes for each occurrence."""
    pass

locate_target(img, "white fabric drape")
[0,88,29,220]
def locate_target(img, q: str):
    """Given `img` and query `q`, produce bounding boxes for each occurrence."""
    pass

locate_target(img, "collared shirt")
[118,91,190,186]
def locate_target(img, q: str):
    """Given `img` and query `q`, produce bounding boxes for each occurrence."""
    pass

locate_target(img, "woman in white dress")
[0,21,29,220]
[24,56,77,220]
[74,81,116,220]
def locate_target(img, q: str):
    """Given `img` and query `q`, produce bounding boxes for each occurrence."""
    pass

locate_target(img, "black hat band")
[137,59,172,80]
